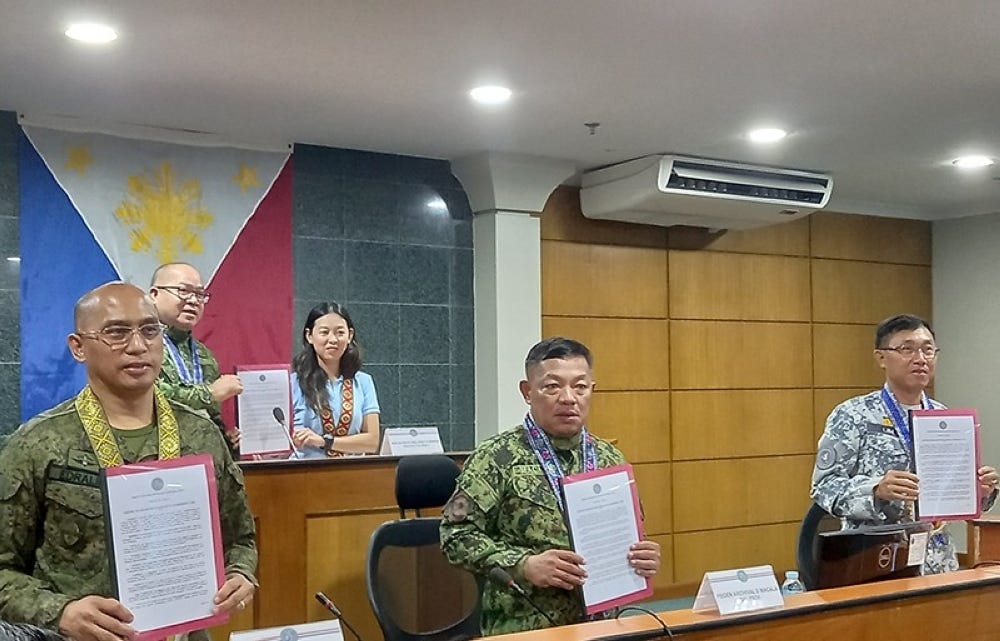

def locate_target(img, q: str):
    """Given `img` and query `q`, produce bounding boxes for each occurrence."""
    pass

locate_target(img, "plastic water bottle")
[781,570,805,596]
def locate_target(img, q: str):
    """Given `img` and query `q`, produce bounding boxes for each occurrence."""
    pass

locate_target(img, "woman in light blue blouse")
[290,302,380,457]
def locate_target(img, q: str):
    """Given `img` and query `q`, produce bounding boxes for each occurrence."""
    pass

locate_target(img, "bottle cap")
[786,570,799,579]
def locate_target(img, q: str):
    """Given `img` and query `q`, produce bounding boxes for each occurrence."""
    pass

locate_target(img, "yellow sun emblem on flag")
[114,162,214,263]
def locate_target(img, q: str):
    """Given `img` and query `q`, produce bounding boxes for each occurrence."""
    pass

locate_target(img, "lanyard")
[522,412,597,511]
[76,385,181,467]
[880,384,928,455]
[163,333,204,384]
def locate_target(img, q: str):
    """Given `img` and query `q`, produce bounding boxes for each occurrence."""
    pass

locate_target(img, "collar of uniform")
[165,325,193,343]
[548,430,583,450]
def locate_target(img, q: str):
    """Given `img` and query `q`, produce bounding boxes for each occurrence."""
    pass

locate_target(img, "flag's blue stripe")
[19,131,118,421]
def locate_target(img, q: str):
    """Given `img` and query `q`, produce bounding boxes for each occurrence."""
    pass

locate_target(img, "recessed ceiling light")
[469,85,512,105]
[952,155,994,169]
[748,128,788,144]
[6,256,20,264]
[65,22,118,44]
[426,197,447,212]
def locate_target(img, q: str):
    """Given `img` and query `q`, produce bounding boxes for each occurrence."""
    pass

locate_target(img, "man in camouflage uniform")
[150,263,243,454]
[811,314,998,574]
[0,283,257,641]
[441,337,660,635]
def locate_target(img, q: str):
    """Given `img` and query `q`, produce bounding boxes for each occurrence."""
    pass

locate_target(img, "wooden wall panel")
[647,534,674,593]
[813,324,883,388]
[811,212,932,264]
[814,388,872,443]
[305,511,396,641]
[673,522,801,583]
[588,391,670,463]
[672,456,814,531]
[669,252,811,321]
[672,390,814,459]
[542,241,668,318]
[812,259,932,323]
[541,317,669,390]
[668,217,810,256]
[633,462,672,536]
[540,185,668,247]
[670,321,812,389]
[538,195,933,596]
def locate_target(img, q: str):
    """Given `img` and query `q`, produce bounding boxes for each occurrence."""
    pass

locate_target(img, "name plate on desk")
[379,427,444,455]
[231,619,343,641]
[692,565,782,615]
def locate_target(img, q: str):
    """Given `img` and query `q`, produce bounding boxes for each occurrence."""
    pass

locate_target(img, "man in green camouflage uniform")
[150,263,243,453]
[0,283,257,641]
[441,337,660,635]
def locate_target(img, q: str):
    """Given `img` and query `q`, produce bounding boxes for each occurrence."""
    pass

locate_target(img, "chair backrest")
[395,454,460,518]
[366,455,481,641]
[796,501,840,590]
[0,621,66,641]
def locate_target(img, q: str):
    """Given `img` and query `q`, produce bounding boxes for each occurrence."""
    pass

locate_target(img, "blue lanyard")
[522,412,597,511]
[879,385,928,455]
[163,333,204,384]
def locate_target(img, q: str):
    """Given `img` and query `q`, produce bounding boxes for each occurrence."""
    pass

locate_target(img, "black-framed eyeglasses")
[878,345,941,359]
[154,285,211,303]
[77,324,163,350]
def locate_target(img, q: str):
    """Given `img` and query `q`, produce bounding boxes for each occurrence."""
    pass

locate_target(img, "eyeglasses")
[154,285,211,303]
[77,324,163,350]
[878,344,941,359]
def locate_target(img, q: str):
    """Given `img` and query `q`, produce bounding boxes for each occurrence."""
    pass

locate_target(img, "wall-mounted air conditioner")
[580,155,833,230]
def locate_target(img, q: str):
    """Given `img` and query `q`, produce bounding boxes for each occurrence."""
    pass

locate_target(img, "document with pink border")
[560,463,652,614]
[102,454,227,641]
[911,408,982,521]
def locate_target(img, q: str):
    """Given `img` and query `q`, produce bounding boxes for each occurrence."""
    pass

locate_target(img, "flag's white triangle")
[24,125,290,286]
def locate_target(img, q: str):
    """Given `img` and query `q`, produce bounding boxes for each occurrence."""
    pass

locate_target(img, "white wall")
[933,213,1000,546]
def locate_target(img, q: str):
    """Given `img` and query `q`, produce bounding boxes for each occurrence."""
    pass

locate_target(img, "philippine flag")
[19,122,292,423]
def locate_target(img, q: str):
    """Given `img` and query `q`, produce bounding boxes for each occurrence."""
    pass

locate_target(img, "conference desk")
[486,569,1000,641]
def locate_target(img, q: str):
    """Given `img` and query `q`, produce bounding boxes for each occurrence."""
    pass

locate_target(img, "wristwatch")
[323,433,335,456]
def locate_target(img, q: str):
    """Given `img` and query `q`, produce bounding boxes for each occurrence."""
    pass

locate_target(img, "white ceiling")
[2,0,999,220]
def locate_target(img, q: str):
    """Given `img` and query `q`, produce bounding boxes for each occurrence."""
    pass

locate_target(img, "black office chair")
[796,501,841,590]
[366,455,481,641]
[0,621,65,641]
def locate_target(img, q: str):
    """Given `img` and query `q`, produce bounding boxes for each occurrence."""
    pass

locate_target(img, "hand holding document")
[911,408,981,521]
[102,454,226,641]
[235,366,294,458]
[559,463,653,614]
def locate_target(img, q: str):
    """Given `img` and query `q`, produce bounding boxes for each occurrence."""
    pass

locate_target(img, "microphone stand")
[315,592,363,641]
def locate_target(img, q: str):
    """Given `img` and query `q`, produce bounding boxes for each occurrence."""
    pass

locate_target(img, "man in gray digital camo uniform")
[441,337,660,635]
[811,314,998,574]
[0,283,257,641]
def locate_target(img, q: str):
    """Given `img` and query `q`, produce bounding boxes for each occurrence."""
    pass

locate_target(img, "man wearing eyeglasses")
[811,313,999,574]
[0,282,256,641]
[150,262,243,452]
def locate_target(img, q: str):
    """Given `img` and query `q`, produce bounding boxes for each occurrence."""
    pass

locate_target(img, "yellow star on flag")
[232,162,260,193]
[66,146,94,175]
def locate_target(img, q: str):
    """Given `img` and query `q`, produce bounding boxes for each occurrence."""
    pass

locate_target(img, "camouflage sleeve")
[0,437,72,628]
[440,449,532,576]
[810,404,901,523]
[156,377,219,416]
[216,451,258,583]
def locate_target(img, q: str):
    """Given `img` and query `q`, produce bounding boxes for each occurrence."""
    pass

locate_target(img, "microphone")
[272,407,301,458]
[315,592,363,641]
[487,567,557,627]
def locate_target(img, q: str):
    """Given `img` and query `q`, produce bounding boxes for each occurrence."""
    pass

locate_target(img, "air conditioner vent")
[580,155,833,230]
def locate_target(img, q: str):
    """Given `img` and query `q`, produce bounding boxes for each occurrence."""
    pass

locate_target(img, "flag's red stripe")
[196,159,293,428]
